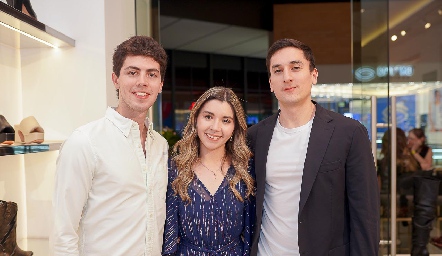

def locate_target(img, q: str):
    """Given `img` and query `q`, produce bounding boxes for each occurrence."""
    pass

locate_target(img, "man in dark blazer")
[247,38,379,256]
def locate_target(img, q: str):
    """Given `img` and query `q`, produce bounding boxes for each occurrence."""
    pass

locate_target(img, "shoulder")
[61,117,106,150]
[316,104,366,130]
[247,113,278,139]
[151,129,168,146]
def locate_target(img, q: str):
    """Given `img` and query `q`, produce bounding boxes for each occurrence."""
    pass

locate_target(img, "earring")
[229,136,233,142]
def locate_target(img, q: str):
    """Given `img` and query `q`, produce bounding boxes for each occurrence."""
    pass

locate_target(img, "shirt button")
[149,213,153,218]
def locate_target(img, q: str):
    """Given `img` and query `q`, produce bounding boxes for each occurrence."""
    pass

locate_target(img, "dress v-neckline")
[195,173,226,197]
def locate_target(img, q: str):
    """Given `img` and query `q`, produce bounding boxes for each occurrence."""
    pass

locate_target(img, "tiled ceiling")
[159,15,270,58]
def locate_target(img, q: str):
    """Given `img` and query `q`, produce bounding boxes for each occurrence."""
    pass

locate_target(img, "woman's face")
[196,99,235,155]
[407,132,422,149]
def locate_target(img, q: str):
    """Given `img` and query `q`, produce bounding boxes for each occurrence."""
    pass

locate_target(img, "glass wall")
[352,0,442,254]
[161,50,273,133]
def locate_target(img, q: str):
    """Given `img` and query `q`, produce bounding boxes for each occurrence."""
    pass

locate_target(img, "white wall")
[0,0,137,253]
[0,0,136,140]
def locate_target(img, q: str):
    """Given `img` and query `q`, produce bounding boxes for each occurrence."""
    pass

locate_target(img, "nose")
[210,119,221,131]
[283,68,293,83]
[137,74,148,86]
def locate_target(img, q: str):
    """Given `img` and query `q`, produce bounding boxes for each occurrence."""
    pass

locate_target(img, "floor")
[379,218,442,255]
[19,238,49,256]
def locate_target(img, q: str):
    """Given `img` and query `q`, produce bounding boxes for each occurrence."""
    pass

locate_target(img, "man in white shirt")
[51,36,169,256]
[248,38,379,256]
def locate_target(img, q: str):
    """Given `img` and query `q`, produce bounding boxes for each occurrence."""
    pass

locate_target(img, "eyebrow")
[202,110,234,119]
[124,66,160,73]
[271,60,304,69]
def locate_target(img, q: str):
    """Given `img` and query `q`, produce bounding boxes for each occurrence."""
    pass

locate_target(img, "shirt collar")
[105,107,154,139]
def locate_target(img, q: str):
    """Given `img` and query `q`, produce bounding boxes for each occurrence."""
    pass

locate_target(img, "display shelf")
[0,2,75,48]
[0,141,62,156]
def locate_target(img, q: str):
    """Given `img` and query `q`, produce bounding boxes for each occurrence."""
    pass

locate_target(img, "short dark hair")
[266,38,316,77]
[112,36,168,80]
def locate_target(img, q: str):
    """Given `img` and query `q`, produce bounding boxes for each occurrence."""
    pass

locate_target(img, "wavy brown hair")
[380,127,419,173]
[172,87,254,203]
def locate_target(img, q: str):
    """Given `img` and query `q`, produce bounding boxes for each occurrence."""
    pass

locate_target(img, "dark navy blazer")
[247,101,379,256]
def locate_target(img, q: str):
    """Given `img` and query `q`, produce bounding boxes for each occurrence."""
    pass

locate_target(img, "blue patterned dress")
[162,161,254,256]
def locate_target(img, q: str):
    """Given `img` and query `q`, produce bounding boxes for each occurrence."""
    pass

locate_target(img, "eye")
[273,69,282,74]
[204,115,212,120]
[223,118,232,124]
[292,66,301,71]
[148,72,158,78]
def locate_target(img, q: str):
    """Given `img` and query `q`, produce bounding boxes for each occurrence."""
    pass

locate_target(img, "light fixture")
[391,35,398,41]
[400,30,406,36]
[361,8,365,13]
[438,9,442,15]
[425,22,431,29]
[0,21,58,48]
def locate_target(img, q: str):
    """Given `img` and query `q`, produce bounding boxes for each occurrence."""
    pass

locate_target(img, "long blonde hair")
[172,87,254,203]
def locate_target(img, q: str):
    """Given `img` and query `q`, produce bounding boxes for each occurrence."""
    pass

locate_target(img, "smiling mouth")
[134,92,148,96]
[205,133,222,141]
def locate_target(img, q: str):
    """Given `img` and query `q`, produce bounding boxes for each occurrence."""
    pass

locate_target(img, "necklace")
[199,155,226,179]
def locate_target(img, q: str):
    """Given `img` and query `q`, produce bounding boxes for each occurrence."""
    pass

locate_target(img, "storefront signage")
[354,65,414,82]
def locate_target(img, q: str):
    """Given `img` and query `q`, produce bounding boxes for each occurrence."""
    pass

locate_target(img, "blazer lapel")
[299,105,334,215]
[255,113,278,215]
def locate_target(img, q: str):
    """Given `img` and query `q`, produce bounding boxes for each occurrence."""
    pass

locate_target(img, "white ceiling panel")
[160,15,269,58]
[215,34,269,57]
[160,16,229,49]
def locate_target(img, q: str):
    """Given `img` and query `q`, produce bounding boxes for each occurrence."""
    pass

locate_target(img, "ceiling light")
[425,22,431,29]
[400,30,406,36]
[438,9,442,15]
[391,35,397,41]
[0,21,58,48]
[361,8,365,13]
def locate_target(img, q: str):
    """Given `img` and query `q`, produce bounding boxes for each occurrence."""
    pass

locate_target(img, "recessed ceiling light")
[425,22,431,29]
[391,35,398,41]
[400,30,406,36]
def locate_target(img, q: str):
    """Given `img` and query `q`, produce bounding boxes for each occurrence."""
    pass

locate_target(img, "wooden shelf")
[0,2,75,48]
[0,141,62,156]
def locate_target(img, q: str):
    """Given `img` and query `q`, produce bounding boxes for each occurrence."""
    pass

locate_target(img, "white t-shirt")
[258,116,313,256]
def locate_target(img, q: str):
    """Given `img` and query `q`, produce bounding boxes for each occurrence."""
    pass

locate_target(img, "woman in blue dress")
[162,87,255,256]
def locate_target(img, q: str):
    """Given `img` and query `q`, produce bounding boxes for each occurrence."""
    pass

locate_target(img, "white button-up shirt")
[51,107,168,256]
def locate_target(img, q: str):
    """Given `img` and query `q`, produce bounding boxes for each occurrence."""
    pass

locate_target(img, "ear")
[159,81,164,94]
[112,72,119,90]
[311,68,318,85]
[269,78,274,92]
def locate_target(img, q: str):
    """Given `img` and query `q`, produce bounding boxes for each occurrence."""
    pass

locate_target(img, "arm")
[346,125,380,256]
[242,161,256,256]
[51,131,96,256]
[162,165,180,255]
[412,147,433,170]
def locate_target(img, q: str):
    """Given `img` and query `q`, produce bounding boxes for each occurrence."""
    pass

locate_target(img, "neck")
[199,148,226,164]
[115,106,148,129]
[279,101,315,129]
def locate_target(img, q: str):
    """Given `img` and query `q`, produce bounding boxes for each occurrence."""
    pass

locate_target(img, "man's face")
[112,55,163,118]
[268,47,318,108]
